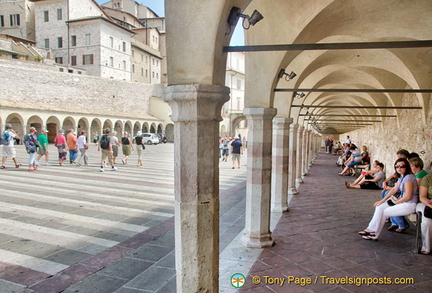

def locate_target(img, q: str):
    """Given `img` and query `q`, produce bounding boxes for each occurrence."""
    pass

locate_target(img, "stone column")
[296,126,304,186]
[241,107,277,248]
[302,128,309,177]
[288,123,298,195]
[307,130,313,168]
[163,84,229,293]
[271,117,292,213]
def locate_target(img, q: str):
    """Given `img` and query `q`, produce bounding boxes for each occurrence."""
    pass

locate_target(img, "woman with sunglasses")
[358,158,419,240]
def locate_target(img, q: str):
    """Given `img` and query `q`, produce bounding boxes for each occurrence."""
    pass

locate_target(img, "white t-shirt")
[4,130,16,147]
[77,135,87,149]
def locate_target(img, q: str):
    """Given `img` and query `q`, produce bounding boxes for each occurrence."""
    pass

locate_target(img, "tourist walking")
[36,128,50,166]
[230,136,243,169]
[121,132,133,164]
[133,131,145,167]
[54,129,67,166]
[76,130,89,166]
[98,129,116,172]
[1,124,21,169]
[110,131,120,165]
[221,136,230,162]
[67,129,78,164]
[24,127,40,171]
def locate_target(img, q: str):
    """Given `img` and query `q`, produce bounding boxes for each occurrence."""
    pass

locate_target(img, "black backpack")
[100,135,110,150]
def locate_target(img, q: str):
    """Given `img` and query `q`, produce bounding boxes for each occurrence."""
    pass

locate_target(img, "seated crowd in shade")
[340,147,431,254]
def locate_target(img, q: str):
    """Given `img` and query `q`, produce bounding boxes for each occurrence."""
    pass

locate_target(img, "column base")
[296,178,304,185]
[271,204,288,213]
[288,188,298,195]
[240,231,275,248]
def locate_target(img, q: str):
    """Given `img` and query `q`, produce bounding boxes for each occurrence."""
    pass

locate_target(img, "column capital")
[243,107,277,120]
[272,117,293,128]
[163,84,230,122]
[290,123,299,131]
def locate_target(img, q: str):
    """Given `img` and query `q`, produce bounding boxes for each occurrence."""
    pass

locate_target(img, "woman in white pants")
[416,174,432,254]
[358,158,419,240]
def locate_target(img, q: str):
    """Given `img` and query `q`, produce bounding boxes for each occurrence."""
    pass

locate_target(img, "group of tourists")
[335,139,431,254]
[1,124,147,172]
[219,135,245,169]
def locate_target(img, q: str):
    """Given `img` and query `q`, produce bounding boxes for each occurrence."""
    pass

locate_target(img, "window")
[44,38,49,48]
[109,57,113,67]
[236,79,242,90]
[156,73,159,79]
[152,71,154,78]
[85,34,90,45]
[123,60,126,70]
[132,64,135,73]
[132,50,134,57]
[82,54,93,65]
[71,56,77,66]
[55,57,63,64]
[145,69,148,77]
[71,35,76,46]
[156,60,159,66]
[237,97,241,110]
[152,58,154,65]
[43,11,49,22]
[57,37,63,48]
[141,68,143,76]
[110,36,113,48]
[122,41,126,52]
[57,9,62,20]
[10,14,20,26]
[0,15,4,27]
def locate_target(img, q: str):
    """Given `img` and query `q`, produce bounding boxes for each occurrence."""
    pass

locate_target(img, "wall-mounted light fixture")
[293,91,305,99]
[227,7,264,32]
[278,69,297,81]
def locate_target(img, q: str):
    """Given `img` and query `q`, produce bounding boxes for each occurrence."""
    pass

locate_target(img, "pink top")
[54,134,66,146]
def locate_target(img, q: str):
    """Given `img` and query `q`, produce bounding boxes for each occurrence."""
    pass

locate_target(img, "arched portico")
[164,0,432,292]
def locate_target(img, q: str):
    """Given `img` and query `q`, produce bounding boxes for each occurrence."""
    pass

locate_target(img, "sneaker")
[111,167,117,171]
[76,163,81,167]
[100,167,105,172]
[35,161,39,166]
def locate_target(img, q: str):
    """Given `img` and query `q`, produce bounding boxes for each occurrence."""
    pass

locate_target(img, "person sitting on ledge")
[339,146,362,176]
[346,161,385,189]
[358,158,419,240]
[416,174,432,254]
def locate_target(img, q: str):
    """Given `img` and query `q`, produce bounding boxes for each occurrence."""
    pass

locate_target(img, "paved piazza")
[0,143,248,292]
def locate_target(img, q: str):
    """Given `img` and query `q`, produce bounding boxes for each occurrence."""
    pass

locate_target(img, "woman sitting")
[388,157,429,233]
[358,158,419,240]
[346,161,385,189]
[339,146,363,176]
[416,174,432,254]
[360,145,370,164]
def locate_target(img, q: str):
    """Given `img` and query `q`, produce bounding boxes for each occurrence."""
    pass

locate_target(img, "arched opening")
[62,117,75,133]
[28,115,44,134]
[5,113,24,144]
[142,122,149,133]
[157,123,163,134]
[91,118,102,143]
[114,120,123,138]
[165,123,174,142]
[150,123,156,133]
[133,122,141,136]
[47,116,61,143]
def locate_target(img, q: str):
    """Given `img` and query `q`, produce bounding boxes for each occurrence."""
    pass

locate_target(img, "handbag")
[425,206,432,219]
[84,144,89,149]
[387,195,398,206]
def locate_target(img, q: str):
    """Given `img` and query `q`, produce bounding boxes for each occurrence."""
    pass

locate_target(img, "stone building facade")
[0,0,36,41]
[0,58,172,142]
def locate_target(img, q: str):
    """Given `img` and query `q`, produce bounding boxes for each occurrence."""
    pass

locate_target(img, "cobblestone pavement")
[0,143,248,293]
[240,151,432,293]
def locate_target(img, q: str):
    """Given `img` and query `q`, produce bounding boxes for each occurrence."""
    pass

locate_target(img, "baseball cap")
[41,128,48,132]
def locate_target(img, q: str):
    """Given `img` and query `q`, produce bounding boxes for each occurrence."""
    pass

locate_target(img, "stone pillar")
[307,130,313,168]
[296,126,304,185]
[288,123,298,195]
[271,117,292,213]
[163,84,229,293]
[301,128,308,177]
[241,107,277,248]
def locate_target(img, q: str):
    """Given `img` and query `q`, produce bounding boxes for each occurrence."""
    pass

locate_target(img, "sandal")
[395,227,408,233]
[0,166,5,169]
[15,164,21,168]
[358,230,374,236]
[362,235,378,241]
[388,225,398,231]
[421,251,430,255]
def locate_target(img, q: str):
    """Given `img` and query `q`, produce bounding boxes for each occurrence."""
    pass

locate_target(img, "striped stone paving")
[0,143,248,292]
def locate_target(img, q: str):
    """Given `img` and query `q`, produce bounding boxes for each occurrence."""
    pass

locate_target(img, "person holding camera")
[1,124,21,169]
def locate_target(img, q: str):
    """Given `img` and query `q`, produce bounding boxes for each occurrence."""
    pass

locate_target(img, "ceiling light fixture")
[227,7,264,32]
[278,69,297,82]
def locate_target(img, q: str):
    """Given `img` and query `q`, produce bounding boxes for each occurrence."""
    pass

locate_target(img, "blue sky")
[96,0,244,45]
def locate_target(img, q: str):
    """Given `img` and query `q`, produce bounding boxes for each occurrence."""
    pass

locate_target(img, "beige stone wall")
[0,58,164,118]
[342,94,432,176]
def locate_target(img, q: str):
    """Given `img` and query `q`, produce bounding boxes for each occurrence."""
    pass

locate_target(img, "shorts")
[122,145,131,156]
[232,153,241,161]
[38,149,47,156]
[101,149,113,164]
[360,181,381,190]
[2,146,16,158]
[112,145,119,157]
[222,149,229,156]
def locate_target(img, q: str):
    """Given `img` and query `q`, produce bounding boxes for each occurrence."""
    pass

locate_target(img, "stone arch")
[62,117,75,133]
[77,117,89,137]
[220,125,227,137]
[230,113,247,137]
[91,118,102,143]
[114,120,123,138]
[46,116,61,142]
[133,122,141,136]
[157,123,163,134]
[103,119,113,133]
[149,123,156,133]
[5,113,24,142]
[142,122,149,133]
[165,123,174,142]
[27,115,44,134]
[124,121,133,137]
